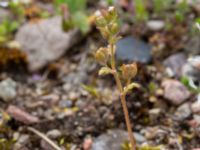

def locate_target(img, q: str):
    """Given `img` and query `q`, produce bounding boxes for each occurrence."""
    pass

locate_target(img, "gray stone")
[58,99,73,108]
[116,36,152,63]
[162,79,191,105]
[62,71,88,88]
[0,78,17,101]
[191,101,200,114]
[75,99,87,109]
[163,53,187,77]
[0,1,9,8]
[6,105,39,124]
[91,129,146,150]
[147,20,164,31]
[193,114,200,124]
[174,103,192,121]
[15,16,80,72]
[182,56,200,81]
[13,134,30,150]
[47,129,62,139]
[185,35,200,55]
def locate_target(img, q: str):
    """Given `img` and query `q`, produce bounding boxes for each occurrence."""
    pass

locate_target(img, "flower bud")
[95,16,107,27]
[95,47,109,65]
[108,6,117,18]
[121,63,137,80]
[100,27,110,40]
[111,23,119,35]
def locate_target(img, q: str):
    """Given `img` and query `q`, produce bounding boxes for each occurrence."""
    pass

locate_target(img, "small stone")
[147,20,164,31]
[162,79,191,105]
[83,138,93,150]
[6,105,39,124]
[185,35,200,55]
[193,115,200,124]
[13,134,30,150]
[174,103,192,121]
[191,101,200,114]
[15,16,80,72]
[163,53,187,77]
[58,100,73,108]
[17,134,30,145]
[75,100,87,109]
[142,127,167,140]
[149,108,161,115]
[0,1,9,7]
[91,129,146,150]
[47,129,62,139]
[182,56,200,81]
[0,78,17,102]
[40,140,54,150]
[116,36,152,63]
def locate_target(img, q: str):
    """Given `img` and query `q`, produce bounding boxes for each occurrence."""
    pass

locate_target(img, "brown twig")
[27,127,62,150]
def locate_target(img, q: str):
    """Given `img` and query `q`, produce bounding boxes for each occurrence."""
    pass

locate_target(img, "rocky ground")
[0,0,200,150]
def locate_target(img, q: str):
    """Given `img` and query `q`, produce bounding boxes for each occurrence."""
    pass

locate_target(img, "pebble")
[163,53,187,77]
[182,56,200,81]
[13,134,30,150]
[162,79,191,105]
[83,137,93,150]
[6,105,39,124]
[185,35,200,55]
[174,103,192,121]
[58,99,73,108]
[191,101,200,114]
[76,99,87,109]
[147,20,165,31]
[193,115,200,124]
[91,129,146,150]
[0,78,17,102]
[47,129,62,139]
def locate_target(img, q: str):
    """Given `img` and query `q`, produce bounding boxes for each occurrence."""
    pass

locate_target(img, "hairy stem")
[110,44,136,150]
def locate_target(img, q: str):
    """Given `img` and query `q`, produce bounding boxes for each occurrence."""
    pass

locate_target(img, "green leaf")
[59,138,65,145]
[0,36,7,43]
[55,0,86,13]
[81,84,99,97]
[0,25,7,36]
[153,0,172,14]
[98,67,113,76]
[72,12,89,33]
[124,82,140,94]
[148,82,156,94]
[66,0,86,13]
[134,0,149,22]
[9,21,19,33]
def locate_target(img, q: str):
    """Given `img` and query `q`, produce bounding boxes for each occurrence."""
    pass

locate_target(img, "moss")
[0,47,27,71]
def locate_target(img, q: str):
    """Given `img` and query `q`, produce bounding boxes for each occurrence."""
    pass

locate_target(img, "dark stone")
[116,36,152,63]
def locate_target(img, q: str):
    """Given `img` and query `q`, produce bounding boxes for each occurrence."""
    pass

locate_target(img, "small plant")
[0,19,19,43]
[153,0,172,15]
[95,7,139,150]
[9,1,25,21]
[54,0,89,33]
[175,0,189,23]
[134,0,149,22]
